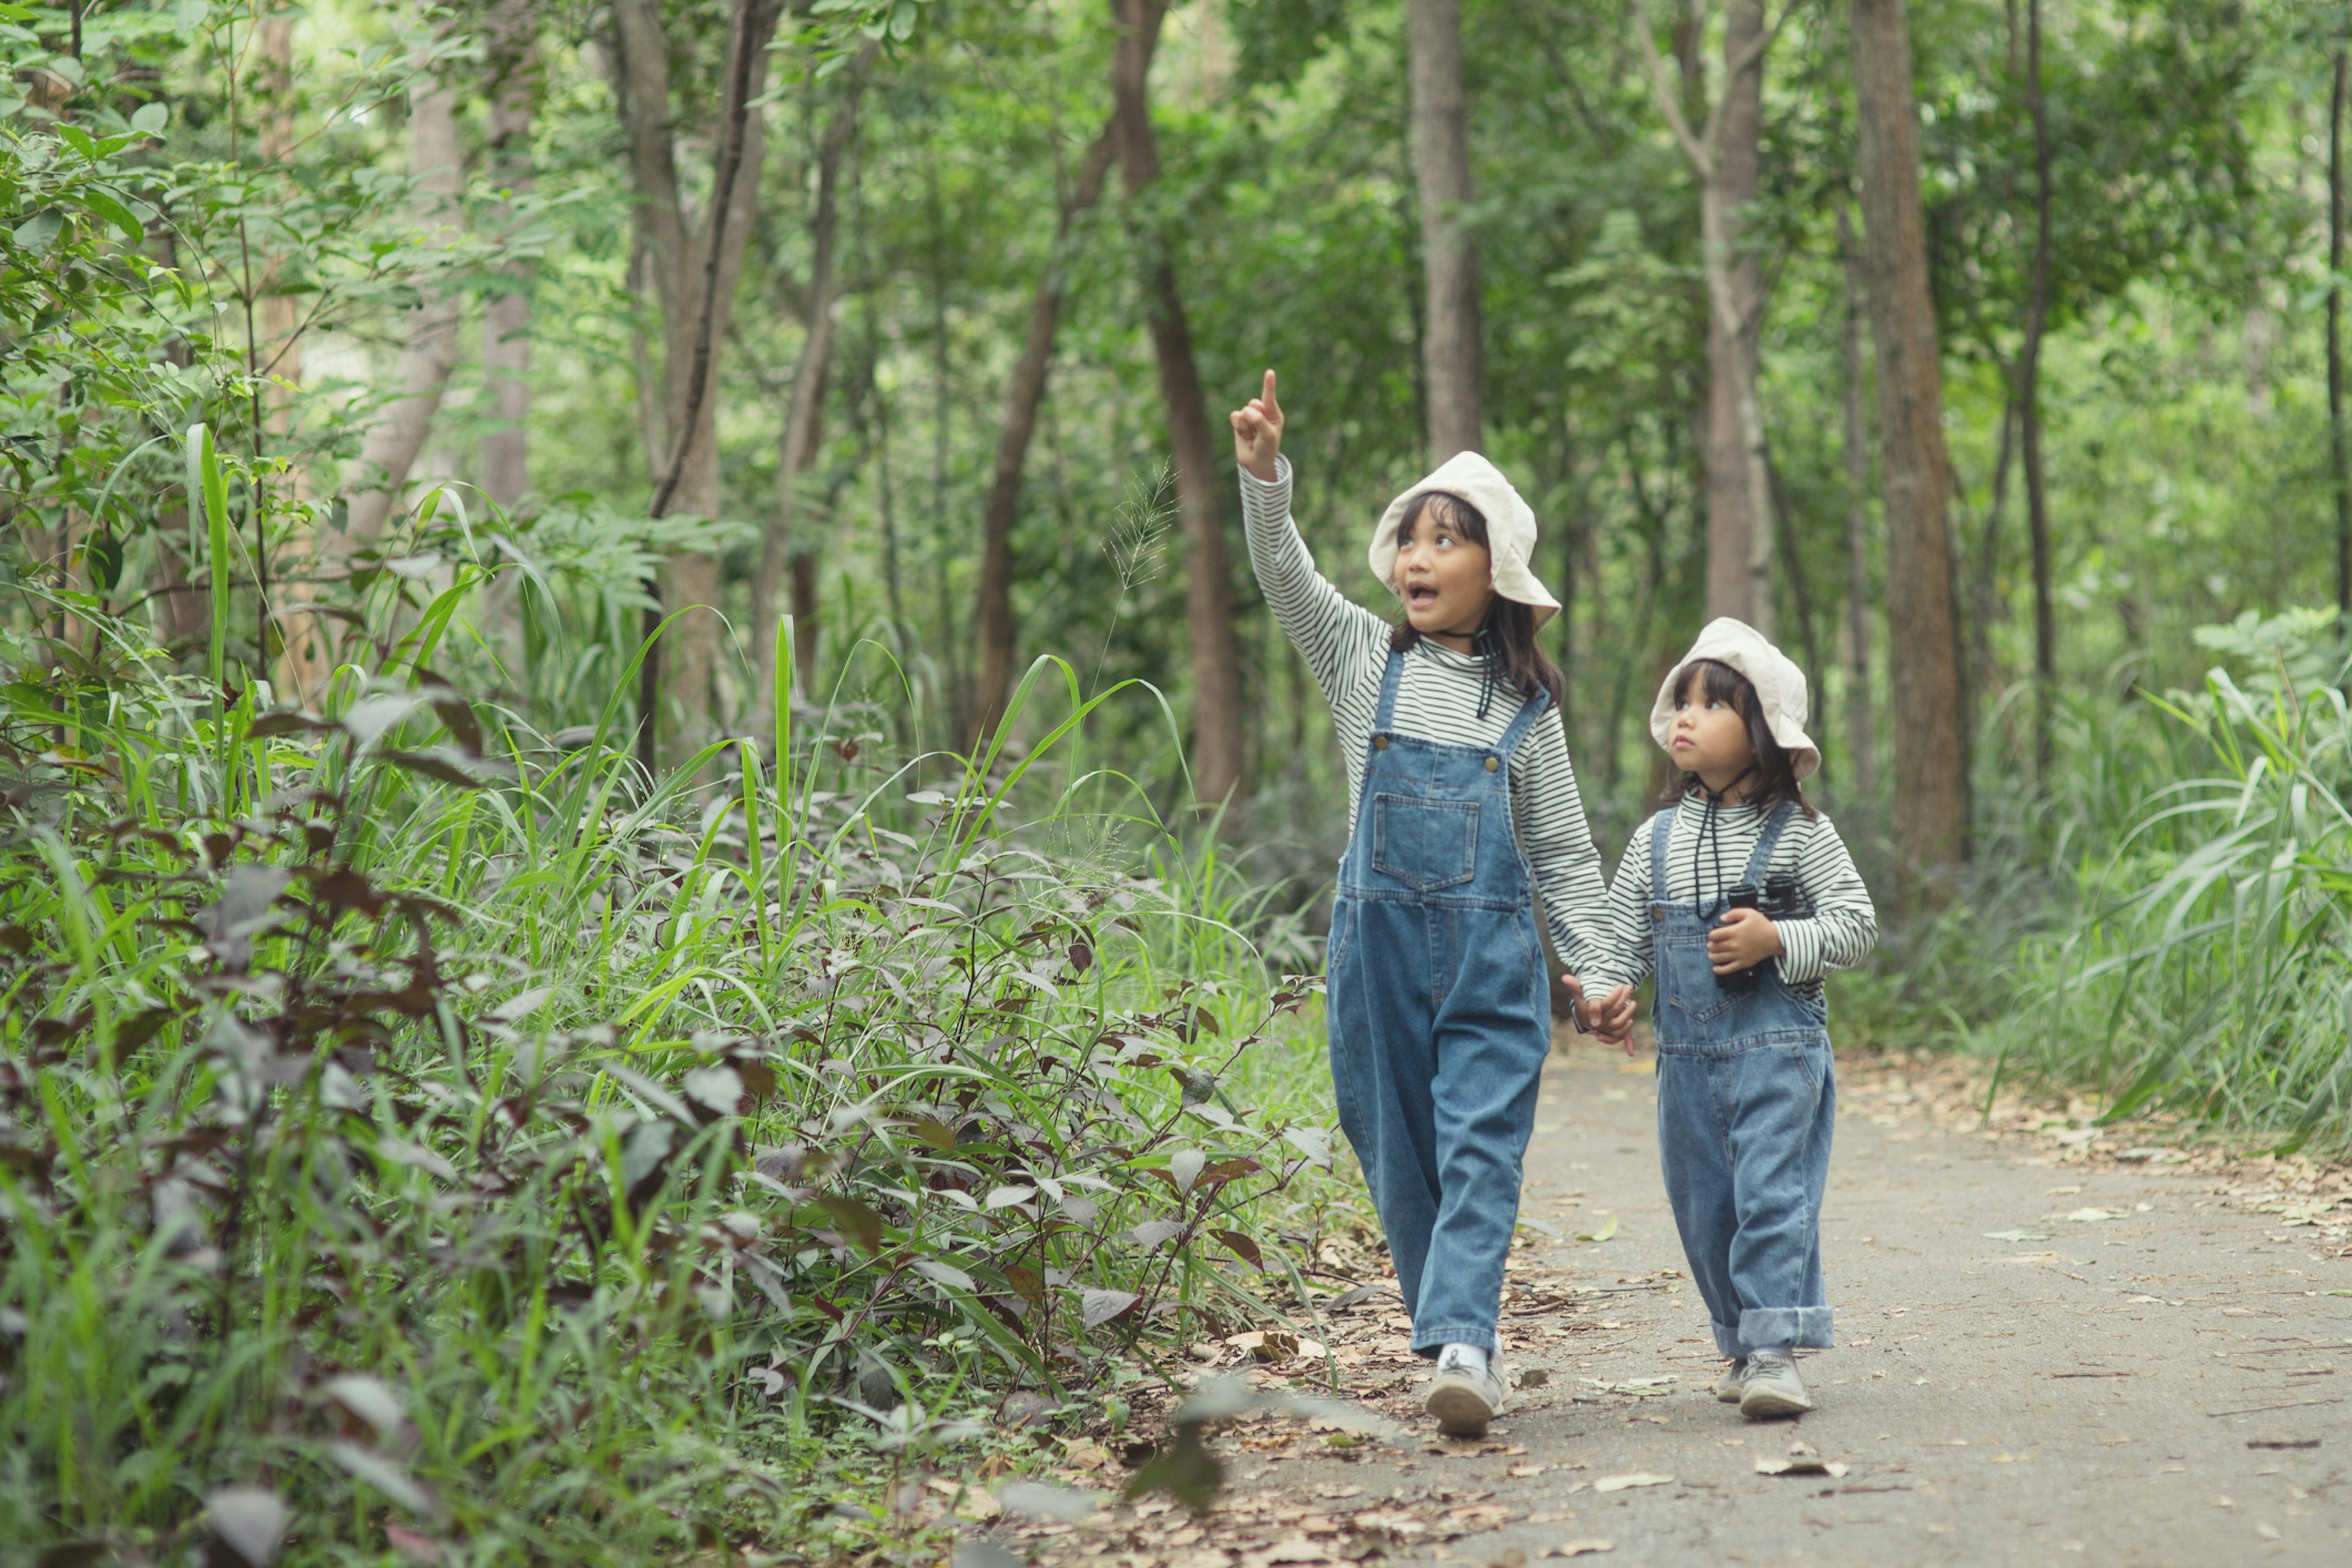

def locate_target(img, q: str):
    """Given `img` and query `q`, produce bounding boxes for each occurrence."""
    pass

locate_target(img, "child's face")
[1668,677,1757,787]
[1394,497,1494,647]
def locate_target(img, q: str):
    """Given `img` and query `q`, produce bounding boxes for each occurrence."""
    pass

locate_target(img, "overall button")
[1483,755,1499,772]
[1373,734,1390,750]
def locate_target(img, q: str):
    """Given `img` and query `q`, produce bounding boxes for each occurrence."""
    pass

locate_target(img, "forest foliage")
[4,0,2352,1561]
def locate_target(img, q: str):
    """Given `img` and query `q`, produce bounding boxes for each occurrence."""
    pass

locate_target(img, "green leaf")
[130,102,167,135]
[78,188,142,246]
[1124,1423,1224,1514]
[55,123,97,161]
[1574,1212,1619,1243]
[12,210,61,257]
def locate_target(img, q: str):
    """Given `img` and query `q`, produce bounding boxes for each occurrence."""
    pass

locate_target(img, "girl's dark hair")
[1387,491,1566,715]
[1663,657,1815,817]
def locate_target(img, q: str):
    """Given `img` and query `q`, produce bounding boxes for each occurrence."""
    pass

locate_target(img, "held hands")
[1229,369,1284,482]
[1560,973,1638,1056]
[1708,907,1783,975]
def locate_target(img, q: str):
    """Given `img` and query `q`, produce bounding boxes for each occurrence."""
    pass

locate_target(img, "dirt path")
[996,1041,2352,1567]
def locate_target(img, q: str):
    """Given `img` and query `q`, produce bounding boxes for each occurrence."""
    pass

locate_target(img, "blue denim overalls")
[1325,649,1554,1358]
[1646,799,1836,1360]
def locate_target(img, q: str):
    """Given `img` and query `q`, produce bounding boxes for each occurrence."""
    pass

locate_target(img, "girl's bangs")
[1672,657,1755,713]
[1398,490,1489,546]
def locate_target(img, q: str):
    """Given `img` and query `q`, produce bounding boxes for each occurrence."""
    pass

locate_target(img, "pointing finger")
[1262,368,1281,419]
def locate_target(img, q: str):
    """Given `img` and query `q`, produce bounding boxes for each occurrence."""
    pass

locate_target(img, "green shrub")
[0,546,1342,1561]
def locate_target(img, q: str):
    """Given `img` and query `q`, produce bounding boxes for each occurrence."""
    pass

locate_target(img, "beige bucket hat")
[1649,617,1821,780]
[1370,451,1561,628]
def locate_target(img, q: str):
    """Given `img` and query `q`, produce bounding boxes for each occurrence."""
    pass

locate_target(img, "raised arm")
[1230,371,1388,698]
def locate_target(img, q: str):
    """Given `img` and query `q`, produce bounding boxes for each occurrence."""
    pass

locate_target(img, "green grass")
[0,544,1348,1562]
[1846,609,2352,1156]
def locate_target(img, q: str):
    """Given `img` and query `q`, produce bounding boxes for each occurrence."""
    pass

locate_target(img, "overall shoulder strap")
[1372,646,1406,734]
[1491,681,1554,762]
[1739,800,1797,888]
[1649,805,1676,904]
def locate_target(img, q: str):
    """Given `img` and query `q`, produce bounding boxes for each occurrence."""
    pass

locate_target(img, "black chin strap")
[1687,766,1759,907]
[1471,616,1501,722]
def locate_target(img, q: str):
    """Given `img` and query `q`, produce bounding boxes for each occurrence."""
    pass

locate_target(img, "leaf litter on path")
[1591,1472,1673,1493]
[1543,1544,1615,1558]
[1754,1438,1849,1479]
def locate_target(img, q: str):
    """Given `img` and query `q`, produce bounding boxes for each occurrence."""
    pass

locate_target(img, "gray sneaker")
[1424,1350,1509,1438]
[1738,1353,1814,1418]
[1715,1359,1746,1402]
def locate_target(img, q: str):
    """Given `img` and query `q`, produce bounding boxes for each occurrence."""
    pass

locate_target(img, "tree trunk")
[972,123,1119,745]
[344,57,464,545]
[2332,51,2350,618]
[252,15,311,693]
[1643,1,1776,635]
[610,0,783,767]
[1110,0,1246,807]
[924,159,969,744]
[2020,0,2057,775]
[480,0,535,513]
[1407,0,1483,461]
[752,57,873,709]
[1849,0,1969,902]
[1836,201,1877,809]
[1702,2,1764,627]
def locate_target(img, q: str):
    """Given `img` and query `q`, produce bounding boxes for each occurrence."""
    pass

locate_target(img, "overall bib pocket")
[1371,793,1480,891]
[1662,930,1735,1024]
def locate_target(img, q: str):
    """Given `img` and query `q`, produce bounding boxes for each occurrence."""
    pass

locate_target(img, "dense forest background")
[7,0,2352,1559]
[20,0,2340,885]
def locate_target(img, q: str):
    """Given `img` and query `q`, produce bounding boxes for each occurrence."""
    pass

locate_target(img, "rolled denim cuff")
[1739,1305,1835,1353]
[1709,1318,1743,1360]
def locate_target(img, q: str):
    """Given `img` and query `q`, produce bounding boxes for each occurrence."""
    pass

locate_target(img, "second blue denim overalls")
[1325,649,1553,1359]
[1647,799,1837,1360]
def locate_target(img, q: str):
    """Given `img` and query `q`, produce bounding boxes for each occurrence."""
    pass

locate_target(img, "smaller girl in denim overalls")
[1583,620,1879,1419]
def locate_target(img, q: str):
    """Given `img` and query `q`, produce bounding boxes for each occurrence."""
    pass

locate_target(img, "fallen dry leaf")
[1544,1542,1615,1558]
[1754,1439,1849,1479]
[1507,1463,1547,1478]
[1591,1472,1673,1493]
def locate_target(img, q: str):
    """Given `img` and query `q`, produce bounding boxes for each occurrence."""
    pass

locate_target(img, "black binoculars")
[1713,874,1812,997]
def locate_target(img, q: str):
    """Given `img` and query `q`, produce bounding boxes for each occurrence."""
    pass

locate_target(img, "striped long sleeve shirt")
[1240,457,1617,978]
[1584,797,1879,1003]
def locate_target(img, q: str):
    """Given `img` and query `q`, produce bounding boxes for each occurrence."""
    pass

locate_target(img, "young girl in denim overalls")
[1229,372,1633,1437]
[1585,620,1878,1417]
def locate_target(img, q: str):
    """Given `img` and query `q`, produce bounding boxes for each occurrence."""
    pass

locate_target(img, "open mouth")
[1406,584,1439,611]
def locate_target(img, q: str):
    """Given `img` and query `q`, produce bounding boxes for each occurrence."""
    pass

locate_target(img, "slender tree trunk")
[610,0,783,767]
[1849,0,1969,902]
[1110,0,1246,806]
[2020,0,2057,775]
[1643,0,1776,634]
[973,124,1120,745]
[752,59,872,707]
[1702,2,1764,627]
[2332,50,2350,619]
[1836,202,1877,808]
[925,155,961,736]
[345,55,464,545]
[480,0,535,513]
[1407,0,1483,461]
[247,16,320,693]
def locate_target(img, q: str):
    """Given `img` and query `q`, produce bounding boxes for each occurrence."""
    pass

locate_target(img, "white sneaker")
[1424,1349,1509,1438]
[1738,1353,1814,1418]
[1715,1359,1746,1402]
